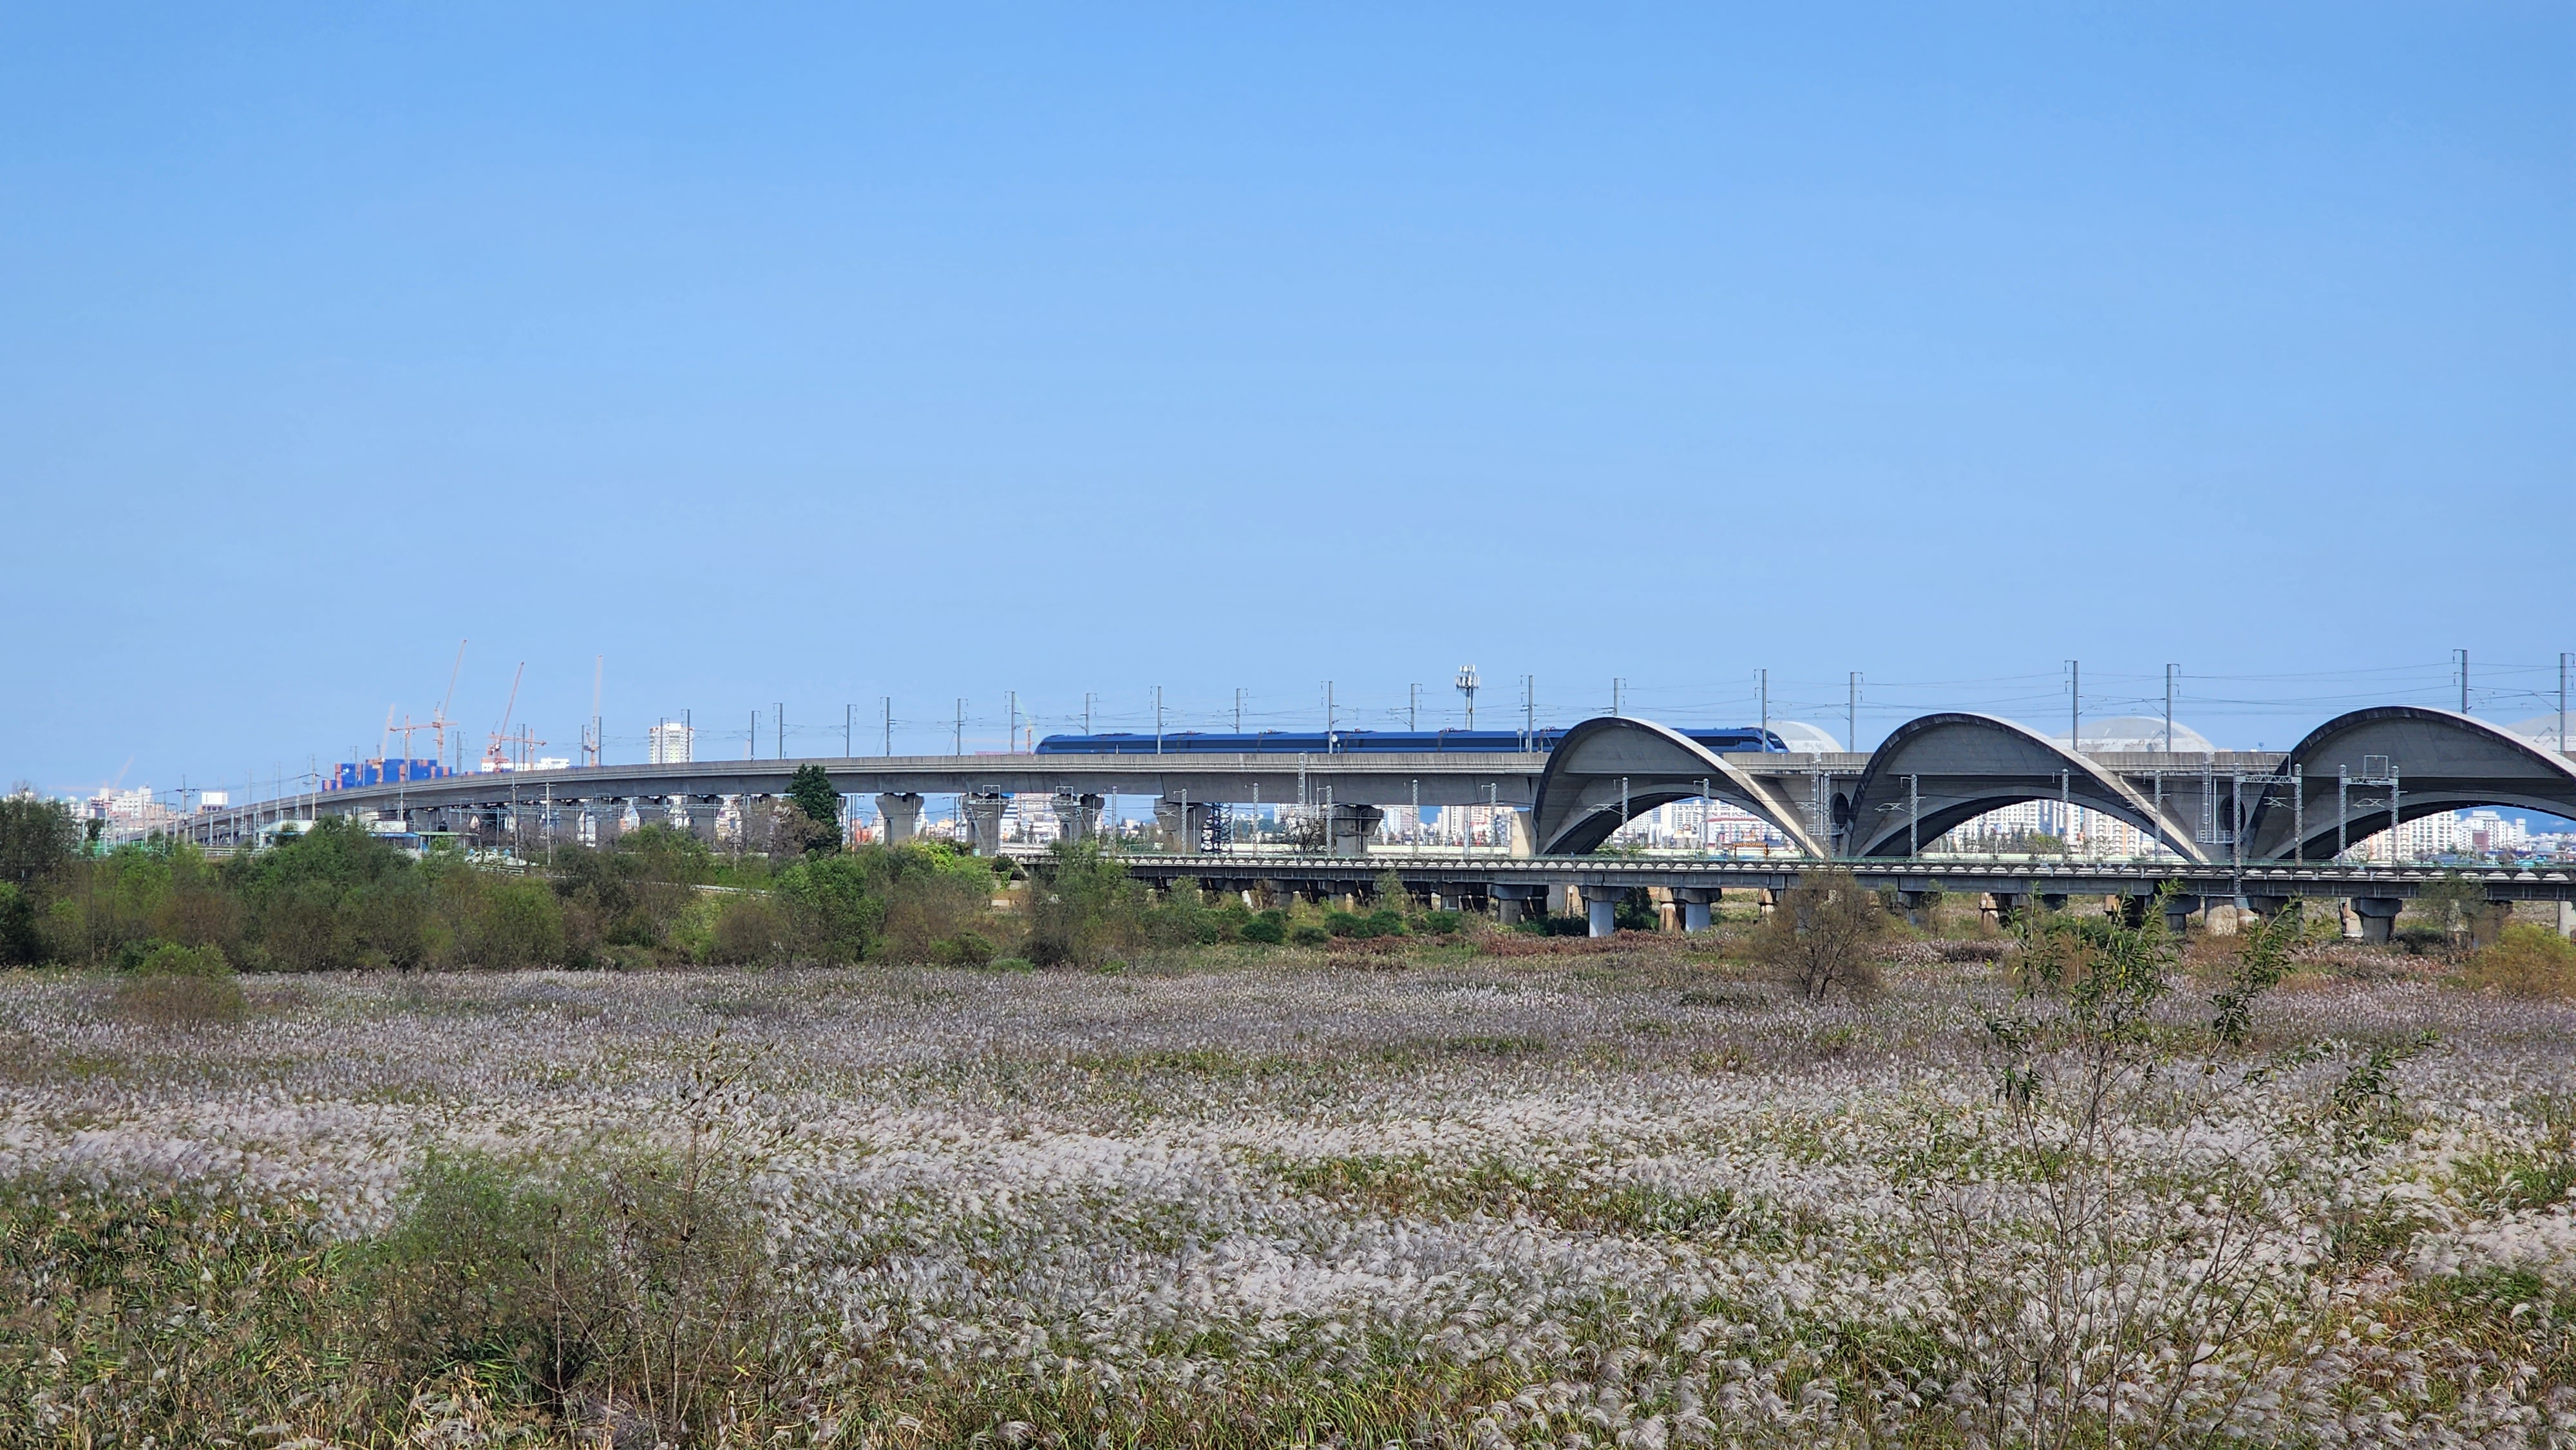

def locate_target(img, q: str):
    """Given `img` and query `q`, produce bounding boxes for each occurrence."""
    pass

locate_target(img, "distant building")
[648,722,695,765]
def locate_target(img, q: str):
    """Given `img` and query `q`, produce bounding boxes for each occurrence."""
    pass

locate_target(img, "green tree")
[2413,872,2494,956]
[0,793,79,890]
[1026,838,1137,967]
[784,766,842,855]
[774,852,888,962]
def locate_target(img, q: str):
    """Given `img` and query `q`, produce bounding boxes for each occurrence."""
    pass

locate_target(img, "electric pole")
[2164,664,2177,753]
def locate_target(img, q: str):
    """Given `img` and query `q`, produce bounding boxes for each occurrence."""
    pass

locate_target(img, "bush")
[365,1148,779,1436]
[1240,910,1287,945]
[933,928,998,966]
[2462,923,2576,998]
[1324,910,1364,937]
[462,875,566,970]
[111,940,245,1026]
[1,881,46,965]
[1026,839,1138,968]
[1289,923,1331,947]
[1748,870,1887,1001]
[875,843,1005,963]
[1517,914,1590,937]
[773,852,887,963]
[708,893,788,965]
[1419,909,1463,936]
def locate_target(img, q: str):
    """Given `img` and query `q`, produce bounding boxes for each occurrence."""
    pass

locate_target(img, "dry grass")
[2461,923,2576,999]
[4,952,2574,1447]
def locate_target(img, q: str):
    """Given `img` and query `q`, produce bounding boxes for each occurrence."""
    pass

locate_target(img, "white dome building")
[2047,715,2217,754]
[2506,715,2573,754]
[1768,720,1843,754]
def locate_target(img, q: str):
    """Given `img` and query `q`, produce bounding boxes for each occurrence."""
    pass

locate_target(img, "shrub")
[1289,923,1330,947]
[876,843,1005,963]
[1240,910,1287,945]
[2462,923,2576,998]
[1748,869,1887,1001]
[111,940,245,1026]
[1516,914,1590,937]
[1419,909,1463,936]
[708,893,788,965]
[1025,840,1137,967]
[364,1147,780,1436]
[1323,910,1365,937]
[774,852,887,963]
[933,928,998,966]
[464,876,566,970]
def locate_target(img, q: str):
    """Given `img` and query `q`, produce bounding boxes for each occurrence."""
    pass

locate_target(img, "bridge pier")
[1579,883,1624,938]
[1052,792,1103,842]
[1328,804,1385,857]
[681,797,721,844]
[2352,897,2403,945]
[2163,894,2201,937]
[1492,883,1546,927]
[1672,887,1717,934]
[876,793,923,846]
[963,793,1010,856]
[1155,798,1217,854]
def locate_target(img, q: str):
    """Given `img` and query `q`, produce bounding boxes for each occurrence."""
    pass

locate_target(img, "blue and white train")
[1032,726,1786,756]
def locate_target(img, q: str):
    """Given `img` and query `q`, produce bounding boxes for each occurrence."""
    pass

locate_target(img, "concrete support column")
[1506,809,1536,858]
[1155,798,1216,854]
[1898,890,1935,930]
[1580,883,1624,938]
[2559,900,2575,939]
[1052,793,1103,842]
[963,792,1009,856]
[1328,804,1385,858]
[876,793,924,846]
[1985,892,2022,928]
[2352,897,2403,945]
[684,797,721,844]
[1672,887,1717,934]
[2244,894,2293,924]
[635,799,670,831]
[2163,894,2202,938]
[1492,883,1545,926]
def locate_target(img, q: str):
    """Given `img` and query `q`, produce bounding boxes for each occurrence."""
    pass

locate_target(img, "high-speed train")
[1032,726,1787,756]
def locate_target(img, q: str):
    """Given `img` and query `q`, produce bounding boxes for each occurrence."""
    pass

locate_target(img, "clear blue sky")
[3,4,2569,795]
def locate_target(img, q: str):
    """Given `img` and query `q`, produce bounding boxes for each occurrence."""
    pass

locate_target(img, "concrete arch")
[1529,717,1828,856]
[2244,706,2576,862]
[1842,712,2209,862]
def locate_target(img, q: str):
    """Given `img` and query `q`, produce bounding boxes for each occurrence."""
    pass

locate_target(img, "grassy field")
[3,937,2572,1447]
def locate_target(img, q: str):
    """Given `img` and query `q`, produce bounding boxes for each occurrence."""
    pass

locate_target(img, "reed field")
[4,932,2573,1447]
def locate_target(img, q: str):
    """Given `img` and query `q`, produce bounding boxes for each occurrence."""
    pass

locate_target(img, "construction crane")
[429,641,467,769]
[483,662,526,771]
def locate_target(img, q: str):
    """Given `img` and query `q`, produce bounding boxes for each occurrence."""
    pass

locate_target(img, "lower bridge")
[1087,851,2576,942]
[182,702,2573,876]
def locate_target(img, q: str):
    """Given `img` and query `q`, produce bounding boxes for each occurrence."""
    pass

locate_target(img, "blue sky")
[3,4,2569,794]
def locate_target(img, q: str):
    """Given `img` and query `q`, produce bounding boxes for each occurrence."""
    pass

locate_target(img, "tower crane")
[429,641,466,769]
[483,662,526,771]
